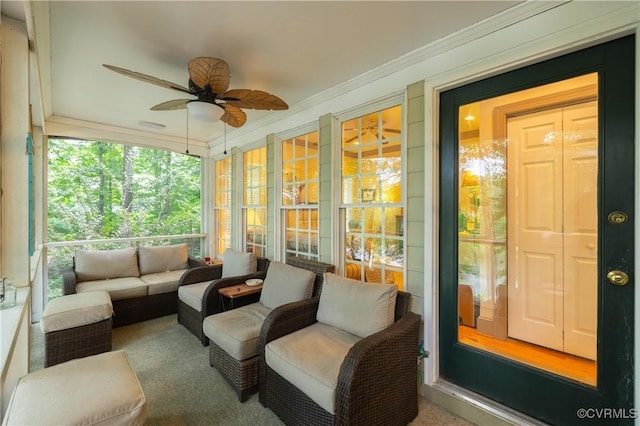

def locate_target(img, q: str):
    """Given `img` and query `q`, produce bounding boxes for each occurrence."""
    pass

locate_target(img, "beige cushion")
[2,350,147,426]
[40,291,113,333]
[202,302,272,360]
[77,277,148,301]
[316,273,397,338]
[138,243,189,275]
[221,249,257,278]
[75,247,140,282]
[259,261,315,310]
[265,322,360,414]
[141,270,187,295]
[177,281,211,312]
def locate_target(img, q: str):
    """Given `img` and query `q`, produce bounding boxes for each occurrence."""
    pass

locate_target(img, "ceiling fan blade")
[103,64,191,94]
[150,99,192,111]
[219,104,247,128]
[344,130,364,143]
[383,128,402,134]
[188,57,230,95]
[223,89,288,110]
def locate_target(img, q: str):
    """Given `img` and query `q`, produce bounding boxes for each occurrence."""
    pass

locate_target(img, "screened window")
[282,131,319,260]
[214,157,232,257]
[243,147,267,256]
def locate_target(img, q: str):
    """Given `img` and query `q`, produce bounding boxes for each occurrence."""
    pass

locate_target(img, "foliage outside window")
[47,138,202,298]
[243,146,267,256]
[214,157,232,257]
[282,131,319,260]
[341,105,405,289]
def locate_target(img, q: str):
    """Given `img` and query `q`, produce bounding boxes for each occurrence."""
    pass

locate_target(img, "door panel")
[507,109,564,350]
[440,35,634,425]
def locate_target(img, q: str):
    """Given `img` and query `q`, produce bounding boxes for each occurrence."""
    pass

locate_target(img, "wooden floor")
[459,325,597,386]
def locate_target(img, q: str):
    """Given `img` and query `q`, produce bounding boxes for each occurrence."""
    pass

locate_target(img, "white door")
[507,101,597,360]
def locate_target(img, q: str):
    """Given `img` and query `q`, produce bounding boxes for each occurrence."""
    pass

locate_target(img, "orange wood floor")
[458,325,597,386]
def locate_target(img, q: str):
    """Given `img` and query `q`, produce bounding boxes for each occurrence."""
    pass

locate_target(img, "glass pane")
[341,105,404,290]
[457,73,598,387]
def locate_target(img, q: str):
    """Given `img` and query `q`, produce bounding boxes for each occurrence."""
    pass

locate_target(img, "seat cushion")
[259,261,315,310]
[76,277,148,301]
[142,269,188,295]
[316,273,397,338]
[221,249,257,278]
[177,281,211,312]
[2,350,147,426]
[74,247,140,281]
[265,322,360,414]
[138,243,189,275]
[202,302,272,361]
[40,291,113,333]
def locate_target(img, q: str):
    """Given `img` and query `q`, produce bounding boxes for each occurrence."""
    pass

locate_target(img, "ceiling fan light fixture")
[187,101,221,122]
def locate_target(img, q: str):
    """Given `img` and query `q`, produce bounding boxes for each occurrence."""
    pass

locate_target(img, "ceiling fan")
[103,57,288,128]
[344,120,401,143]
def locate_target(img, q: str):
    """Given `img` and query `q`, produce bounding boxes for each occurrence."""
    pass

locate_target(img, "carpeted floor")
[30,315,473,425]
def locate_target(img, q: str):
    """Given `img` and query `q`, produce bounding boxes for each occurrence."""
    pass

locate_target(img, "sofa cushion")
[40,291,113,333]
[138,243,189,275]
[77,277,148,301]
[221,249,257,278]
[316,273,397,338]
[259,261,315,310]
[2,350,147,426]
[265,322,360,414]
[177,281,211,312]
[74,247,140,282]
[141,270,188,295]
[203,302,272,360]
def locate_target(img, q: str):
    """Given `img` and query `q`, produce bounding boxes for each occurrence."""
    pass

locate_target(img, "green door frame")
[439,35,635,425]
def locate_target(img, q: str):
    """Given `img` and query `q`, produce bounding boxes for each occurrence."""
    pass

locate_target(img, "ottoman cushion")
[40,291,113,334]
[2,350,147,425]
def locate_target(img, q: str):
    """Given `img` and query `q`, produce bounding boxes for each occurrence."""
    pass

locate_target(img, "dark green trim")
[439,34,635,425]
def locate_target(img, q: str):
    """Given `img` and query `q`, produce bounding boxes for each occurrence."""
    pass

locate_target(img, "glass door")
[439,35,634,425]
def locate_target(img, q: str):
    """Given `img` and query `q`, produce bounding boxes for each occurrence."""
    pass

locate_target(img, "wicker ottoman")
[2,350,147,425]
[40,291,113,367]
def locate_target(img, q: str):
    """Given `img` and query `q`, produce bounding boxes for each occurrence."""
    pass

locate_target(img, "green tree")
[47,138,201,298]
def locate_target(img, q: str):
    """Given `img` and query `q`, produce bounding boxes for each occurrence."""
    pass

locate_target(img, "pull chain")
[224,123,227,155]
[185,108,190,154]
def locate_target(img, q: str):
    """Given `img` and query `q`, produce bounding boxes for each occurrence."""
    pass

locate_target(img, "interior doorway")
[507,101,597,361]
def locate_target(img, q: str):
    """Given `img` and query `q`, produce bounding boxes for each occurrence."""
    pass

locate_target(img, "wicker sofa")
[63,243,204,327]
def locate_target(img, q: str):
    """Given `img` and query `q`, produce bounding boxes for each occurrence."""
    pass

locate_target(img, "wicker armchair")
[259,274,420,426]
[177,254,270,345]
[204,256,335,402]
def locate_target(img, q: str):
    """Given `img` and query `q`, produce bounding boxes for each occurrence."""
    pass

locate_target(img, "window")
[243,146,267,256]
[214,157,232,257]
[340,105,405,289]
[282,131,319,260]
[47,138,201,298]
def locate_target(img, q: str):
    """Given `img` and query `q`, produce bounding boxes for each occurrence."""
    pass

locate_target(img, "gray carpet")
[30,315,472,425]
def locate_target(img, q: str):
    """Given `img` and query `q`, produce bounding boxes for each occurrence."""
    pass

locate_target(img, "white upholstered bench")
[2,350,147,425]
[40,291,113,367]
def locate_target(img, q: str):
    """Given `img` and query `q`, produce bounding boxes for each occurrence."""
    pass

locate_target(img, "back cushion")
[221,249,257,278]
[138,243,189,275]
[316,273,397,338]
[75,247,140,282]
[260,261,315,310]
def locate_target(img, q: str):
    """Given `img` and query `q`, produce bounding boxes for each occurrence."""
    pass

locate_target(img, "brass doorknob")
[607,270,630,286]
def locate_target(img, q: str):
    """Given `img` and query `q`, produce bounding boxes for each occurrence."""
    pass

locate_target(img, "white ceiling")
[5,1,521,145]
